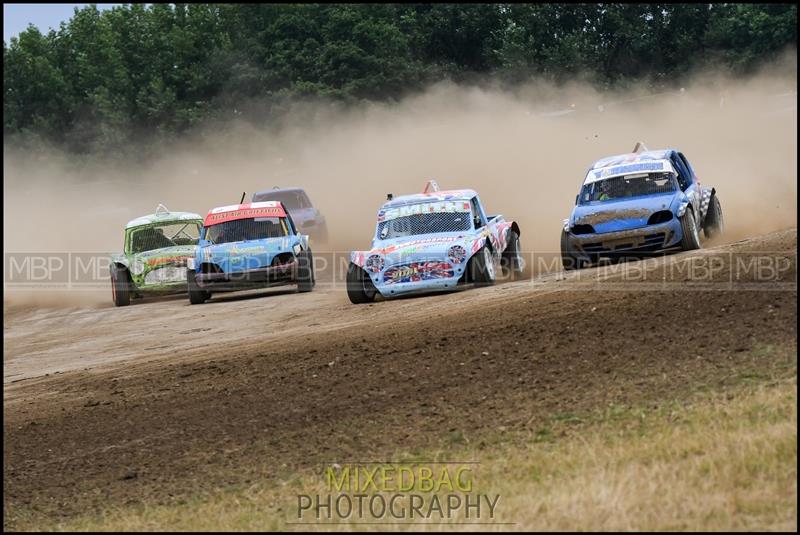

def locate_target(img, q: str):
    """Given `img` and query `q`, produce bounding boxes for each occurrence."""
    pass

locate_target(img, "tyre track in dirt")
[3,229,797,529]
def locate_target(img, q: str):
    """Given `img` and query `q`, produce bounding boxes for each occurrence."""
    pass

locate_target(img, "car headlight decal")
[366,254,385,273]
[447,245,467,264]
[131,259,146,275]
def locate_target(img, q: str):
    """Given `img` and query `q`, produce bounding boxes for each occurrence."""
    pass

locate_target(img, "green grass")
[28,373,795,532]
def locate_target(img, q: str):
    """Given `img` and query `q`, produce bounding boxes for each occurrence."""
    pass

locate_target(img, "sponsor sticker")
[381,201,471,222]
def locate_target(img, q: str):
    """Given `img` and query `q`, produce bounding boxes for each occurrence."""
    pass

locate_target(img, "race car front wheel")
[703,195,724,239]
[110,265,131,307]
[679,207,701,251]
[561,231,585,271]
[346,263,377,304]
[470,246,496,287]
[297,249,315,293]
[187,270,210,305]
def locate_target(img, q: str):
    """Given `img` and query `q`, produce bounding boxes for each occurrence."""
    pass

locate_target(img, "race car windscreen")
[130,222,201,253]
[580,172,677,204]
[377,203,472,240]
[252,191,311,211]
[204,217,289,244]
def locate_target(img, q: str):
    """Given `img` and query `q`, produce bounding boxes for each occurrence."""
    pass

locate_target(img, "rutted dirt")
[3,229,797,529]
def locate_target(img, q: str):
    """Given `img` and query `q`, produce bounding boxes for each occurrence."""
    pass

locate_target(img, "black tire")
[501,231,523,278]
[297,249,315,292]
[561,231,585,271]
[187,269,210,305]
[470,245,496,287]
[110,265,131,307]
[346,263,377,304]
[679,206,701,251]
[703,195,724,239]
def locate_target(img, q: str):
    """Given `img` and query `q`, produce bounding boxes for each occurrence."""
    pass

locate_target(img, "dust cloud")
[3,58,796,307]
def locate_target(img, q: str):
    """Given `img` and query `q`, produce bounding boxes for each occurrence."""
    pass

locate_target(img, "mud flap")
[699,187,713,223]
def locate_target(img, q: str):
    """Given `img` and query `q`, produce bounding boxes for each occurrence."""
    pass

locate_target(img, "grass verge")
[11,347,796,532]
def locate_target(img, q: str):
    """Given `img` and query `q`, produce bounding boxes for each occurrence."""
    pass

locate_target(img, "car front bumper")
[195,260,298,291]
[133,280,188,296]
[374,276,464,297]
[567,219,683,259]
[368,259,468,298]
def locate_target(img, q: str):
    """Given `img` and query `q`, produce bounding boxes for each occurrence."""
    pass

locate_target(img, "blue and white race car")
[346,181,524,303]
[561,144,724,270]
[186,201,314,304]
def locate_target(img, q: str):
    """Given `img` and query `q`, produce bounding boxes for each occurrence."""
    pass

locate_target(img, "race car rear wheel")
[297,249,315,293]
[187,270,210,305]
[561,231,585,271]
[679,206,701,251]
[703,195,724,239]
[110,265,131,307]
[346,263,377,304]
[470,246,496,287]
[501,231,523,278]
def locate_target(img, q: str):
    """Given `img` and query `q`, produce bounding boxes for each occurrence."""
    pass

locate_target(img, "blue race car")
[561,144,724,270]
[346,181,524,303]
[186,201,314,304]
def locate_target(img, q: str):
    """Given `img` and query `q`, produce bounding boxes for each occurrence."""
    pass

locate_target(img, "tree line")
[4,3,796,154]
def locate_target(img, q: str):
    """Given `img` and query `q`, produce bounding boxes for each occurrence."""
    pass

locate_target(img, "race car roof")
[583,149,678,185]
[125,211,203,229]
[381,189,477,210]
[252,187,307,196]
[584,158,676,184]
[204,201,287,226]
[591,149,671,169]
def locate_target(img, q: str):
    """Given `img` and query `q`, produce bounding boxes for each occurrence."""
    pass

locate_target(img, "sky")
[3,3,120,42]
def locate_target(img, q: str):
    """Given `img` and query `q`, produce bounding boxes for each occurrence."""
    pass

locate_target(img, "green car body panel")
[110,206,203,302]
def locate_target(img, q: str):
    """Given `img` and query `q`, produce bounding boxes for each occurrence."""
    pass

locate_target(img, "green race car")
[109,204,203,306]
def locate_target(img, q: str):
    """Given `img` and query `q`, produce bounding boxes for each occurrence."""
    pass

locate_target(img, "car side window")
[677,153,695,181]
[285,212,298,234]
[671,154,691,191]
[470,198,484,229]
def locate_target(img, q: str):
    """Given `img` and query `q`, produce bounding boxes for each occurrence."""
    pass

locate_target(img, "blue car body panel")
[198,236,303,274]
[355,234,472,297]
[572,193,679,233]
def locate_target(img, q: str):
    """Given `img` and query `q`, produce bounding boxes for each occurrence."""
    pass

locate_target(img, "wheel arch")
[483,236,495,254]
[111,261,131,277]
[348,261,376,289]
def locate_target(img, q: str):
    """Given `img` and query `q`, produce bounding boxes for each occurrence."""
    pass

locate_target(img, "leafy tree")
[705,3,797,71]
[4,26,69,137]
[3,3,796,153]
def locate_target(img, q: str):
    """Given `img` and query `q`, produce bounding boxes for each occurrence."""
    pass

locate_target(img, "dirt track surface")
[3,229,797,528]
